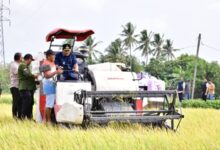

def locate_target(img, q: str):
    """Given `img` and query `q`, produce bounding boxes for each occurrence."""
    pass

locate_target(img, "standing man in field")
[177,76,185,102]
[207,80,215,100]
[184,80,191,100]
[10,52,23,119]
[201,78,208,101]
[18,54,38,120]
[55,43,79,80]
[42,49,63,122]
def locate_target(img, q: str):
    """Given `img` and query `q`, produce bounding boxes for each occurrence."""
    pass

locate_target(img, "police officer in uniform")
[18,54,38,119]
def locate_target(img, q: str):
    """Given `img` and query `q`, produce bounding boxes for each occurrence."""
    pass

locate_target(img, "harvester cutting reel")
[74,90,184,131]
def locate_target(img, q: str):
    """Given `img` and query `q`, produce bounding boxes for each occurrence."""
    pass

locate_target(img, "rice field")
[0,94,220,150]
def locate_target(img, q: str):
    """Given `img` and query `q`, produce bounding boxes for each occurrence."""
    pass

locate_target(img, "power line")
[178,45,197,50]
[201,41,220,52]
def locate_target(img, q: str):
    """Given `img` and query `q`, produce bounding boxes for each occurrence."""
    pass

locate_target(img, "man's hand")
[33,74,39,79]
[56,68,63,75]
[73,69,79,73]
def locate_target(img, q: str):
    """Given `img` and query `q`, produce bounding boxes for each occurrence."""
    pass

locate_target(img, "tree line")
[83,22,178,69]
[82,22,220,98]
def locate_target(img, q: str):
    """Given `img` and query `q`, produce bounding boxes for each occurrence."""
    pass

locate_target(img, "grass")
[1,94,220,150]
[0,94,12,104]
[182,99,220,109]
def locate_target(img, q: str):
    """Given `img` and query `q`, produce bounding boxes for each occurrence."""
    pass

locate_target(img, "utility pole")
[191,33,201,99]
[0,0,10,67]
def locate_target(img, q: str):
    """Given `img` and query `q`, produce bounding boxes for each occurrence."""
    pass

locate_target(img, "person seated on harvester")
[55,43,79,80]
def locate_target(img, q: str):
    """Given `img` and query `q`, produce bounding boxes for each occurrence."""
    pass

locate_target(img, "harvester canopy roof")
[46,28,94,42]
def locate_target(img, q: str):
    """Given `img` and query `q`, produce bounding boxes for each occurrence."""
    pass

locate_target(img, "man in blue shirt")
[55,44,79,80]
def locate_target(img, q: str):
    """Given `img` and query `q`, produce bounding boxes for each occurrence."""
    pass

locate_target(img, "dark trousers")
[10,87,22,119]
[202,92,207,101]
[20,90,34,119]
[178,93,184,102]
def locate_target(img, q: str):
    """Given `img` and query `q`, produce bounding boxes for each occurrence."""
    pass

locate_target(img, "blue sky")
[3,0,220,63]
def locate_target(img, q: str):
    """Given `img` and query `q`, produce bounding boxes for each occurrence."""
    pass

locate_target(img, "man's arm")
[73,63,79,72]
[183,82,185,93]
[55,53,60,66]
[10,63,18,76]
[205,83,209,95]
[72,54,79,72]
[44,68,63,79]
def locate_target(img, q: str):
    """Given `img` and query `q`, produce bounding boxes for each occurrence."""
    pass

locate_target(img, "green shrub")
[181,100,220,109]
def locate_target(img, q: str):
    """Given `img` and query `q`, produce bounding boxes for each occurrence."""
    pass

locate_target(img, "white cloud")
[76,0,105,12]
[3,0,220,64]
[14,0,29,5]
[208,1,220,11]
[132,17,169,34]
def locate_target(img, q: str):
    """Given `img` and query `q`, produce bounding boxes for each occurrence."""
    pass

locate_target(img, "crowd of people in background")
[177,76,216,102]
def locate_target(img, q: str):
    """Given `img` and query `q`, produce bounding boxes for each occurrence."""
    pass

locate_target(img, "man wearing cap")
[42,49,63,122]
[18,54,38,119]
[55,43,79,80]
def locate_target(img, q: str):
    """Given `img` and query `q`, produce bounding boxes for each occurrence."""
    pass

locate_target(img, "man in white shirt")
[10,53,22,119]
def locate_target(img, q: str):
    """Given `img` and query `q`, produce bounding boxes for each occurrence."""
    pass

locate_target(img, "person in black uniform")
[201,78,208,101]
[177,76,185,102]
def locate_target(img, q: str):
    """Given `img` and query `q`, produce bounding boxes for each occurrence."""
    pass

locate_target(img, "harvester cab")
[36,28,184,131]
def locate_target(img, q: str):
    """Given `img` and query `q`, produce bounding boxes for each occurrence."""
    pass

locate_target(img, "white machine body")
[55,82,91,124]
[88,62,139,91]
[92,71,139,91]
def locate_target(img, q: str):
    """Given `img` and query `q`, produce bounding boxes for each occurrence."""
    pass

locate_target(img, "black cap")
[24,54,34,61]
[45,49,55,57]
[62,43,71,49]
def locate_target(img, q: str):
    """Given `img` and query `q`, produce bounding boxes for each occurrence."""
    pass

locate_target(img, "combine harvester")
[35,28,184,131]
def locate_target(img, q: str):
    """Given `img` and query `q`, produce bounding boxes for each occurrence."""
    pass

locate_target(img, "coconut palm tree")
[120,22,138,70]
[83,36,102,64]
[98,54,107,63]
[105,38,127,62]
[151,33,164,59]
[135,29,152,64]
[162,39,179,61]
